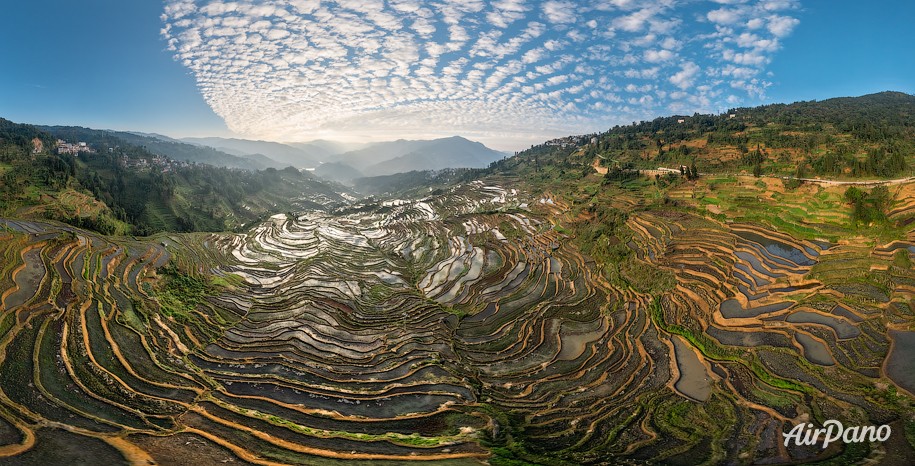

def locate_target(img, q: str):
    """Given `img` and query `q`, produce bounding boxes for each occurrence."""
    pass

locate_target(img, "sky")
[0,1,912,151]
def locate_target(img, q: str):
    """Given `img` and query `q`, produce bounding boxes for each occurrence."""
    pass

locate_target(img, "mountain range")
[340,136,507,179]
[42,127,275,171]
[181,137,324,168]
[180,135,507,185]
[33,126,507,185]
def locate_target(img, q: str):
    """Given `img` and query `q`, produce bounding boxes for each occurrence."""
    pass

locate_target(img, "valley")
[1,93,915,464]
[2,0,913,463]
[1,166,913,463]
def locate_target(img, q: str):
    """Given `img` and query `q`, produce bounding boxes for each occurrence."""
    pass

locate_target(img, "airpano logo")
[783,420,891,449]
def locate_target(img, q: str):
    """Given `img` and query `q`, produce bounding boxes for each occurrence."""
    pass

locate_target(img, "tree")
[845,186,891,225]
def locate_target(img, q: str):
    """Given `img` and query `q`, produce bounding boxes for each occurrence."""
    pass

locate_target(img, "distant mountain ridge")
[362,136,506,176]
[313,162,365,185]
[179,135,507,183]
[336,139,439,170]
[41,128,507,182]
[288,140,369,160]
[323,136,506,182]
[181,137,322,168]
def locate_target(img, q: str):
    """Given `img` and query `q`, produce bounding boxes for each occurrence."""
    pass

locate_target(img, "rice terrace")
[2,1,915,465]
[2,92,915,465]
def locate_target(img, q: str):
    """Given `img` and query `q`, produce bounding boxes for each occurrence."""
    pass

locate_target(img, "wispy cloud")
[161,0,800,147]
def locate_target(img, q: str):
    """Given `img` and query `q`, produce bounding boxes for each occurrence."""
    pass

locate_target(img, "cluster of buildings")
[119,154,189,172]
[56,139,95,155]
[544,135,592,148]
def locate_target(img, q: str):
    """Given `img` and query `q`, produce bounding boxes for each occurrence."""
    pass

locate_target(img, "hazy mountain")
[182,137,320,168]
[313,161,364,185]
[334,136,505,175]
[287,140,368,162]
[40,126,272,171]
[336,139,437,170]
[125,131,184,143]
[241,152,287,169]
[362,136,506,176]
[149,135,504,174]
[128,131,288,169]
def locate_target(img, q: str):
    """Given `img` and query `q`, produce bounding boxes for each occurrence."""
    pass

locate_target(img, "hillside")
[335,138,435,169]
[364,136,505,176]
[182,136,321,168]
[574,91,915,180]
[288,139,367,161]
[2,119,345,235]
[351,168,471,196]
[1,119,131,234]
[337,136,506,174]
[238,152,286,169]
[42,126,273,171]
[312,161,364,185]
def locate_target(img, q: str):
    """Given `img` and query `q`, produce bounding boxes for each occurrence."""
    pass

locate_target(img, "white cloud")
[707,8,743,25]
[161,0,801,147]
[761,0,798,11]
[601,0,639,10]
[660,37,681,50]
[767,15,799,37]
[669,61,701,89]
[625,83,654,93]
[488,0,530,28]
[721,64,758,79]
[612,8,657,32]
[746,17,764,29]
[644,49,676,63]
[542,1,576,24]
[623,67,660,79]
[723,49,768,65]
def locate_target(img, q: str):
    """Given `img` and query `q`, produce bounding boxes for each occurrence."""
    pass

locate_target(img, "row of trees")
[809,146,908,178]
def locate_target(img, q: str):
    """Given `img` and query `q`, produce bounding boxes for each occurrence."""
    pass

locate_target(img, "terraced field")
[1,178,914,465]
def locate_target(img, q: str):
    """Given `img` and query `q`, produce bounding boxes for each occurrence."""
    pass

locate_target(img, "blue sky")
[0,1,229,137]
[0,1,912,151]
